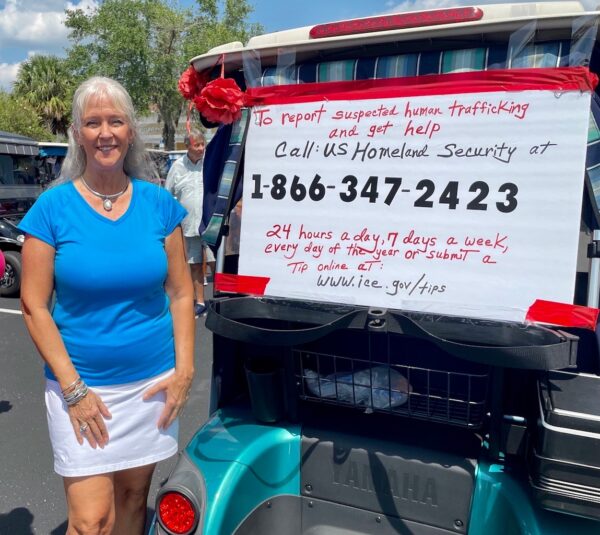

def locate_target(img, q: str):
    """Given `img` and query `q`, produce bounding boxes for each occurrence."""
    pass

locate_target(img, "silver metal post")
[215,240,226,274]
[586,229,600,308]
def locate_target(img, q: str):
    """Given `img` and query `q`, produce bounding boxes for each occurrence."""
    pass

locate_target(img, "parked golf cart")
[0,131,39,297]
[151,3,600,534]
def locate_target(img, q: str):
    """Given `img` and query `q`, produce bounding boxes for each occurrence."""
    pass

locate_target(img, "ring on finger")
[79,423,89,433]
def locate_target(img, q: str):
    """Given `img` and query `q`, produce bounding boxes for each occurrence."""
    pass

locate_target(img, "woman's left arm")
[143,225,195,429]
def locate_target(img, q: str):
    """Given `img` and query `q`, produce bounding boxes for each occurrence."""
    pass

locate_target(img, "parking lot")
[0,294,212,534]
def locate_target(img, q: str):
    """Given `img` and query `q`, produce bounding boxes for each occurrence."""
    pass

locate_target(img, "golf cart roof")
[190,2,598,75]
[0,131,38,157]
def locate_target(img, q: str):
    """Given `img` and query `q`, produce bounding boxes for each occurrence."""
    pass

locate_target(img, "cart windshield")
[0,132,42,217]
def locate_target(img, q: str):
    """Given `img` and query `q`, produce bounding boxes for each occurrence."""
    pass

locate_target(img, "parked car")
[152,3,600,534]
[0,218,24,297]
[0,250,5,288]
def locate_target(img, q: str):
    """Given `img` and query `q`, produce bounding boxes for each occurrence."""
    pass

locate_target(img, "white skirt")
[45,368,179,477]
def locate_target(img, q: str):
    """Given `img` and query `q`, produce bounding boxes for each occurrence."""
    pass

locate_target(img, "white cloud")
[0,0,98,88]
[0,0,98,51]
[0,61,20,91]
[0,0,68,49]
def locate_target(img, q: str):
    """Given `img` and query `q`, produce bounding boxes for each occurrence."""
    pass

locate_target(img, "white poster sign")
[239,89,591,321]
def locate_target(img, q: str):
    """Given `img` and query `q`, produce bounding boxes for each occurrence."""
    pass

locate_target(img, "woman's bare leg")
[64,474,115,535]
[112,463,156,535]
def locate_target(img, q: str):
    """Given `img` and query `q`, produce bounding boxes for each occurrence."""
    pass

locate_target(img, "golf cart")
[151,3,600,534]
[0,131,38,296]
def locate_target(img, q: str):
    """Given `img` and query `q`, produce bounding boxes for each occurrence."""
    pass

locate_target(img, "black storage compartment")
[530,370,600,520]
[294,333,490,429]
[208,296,579,442]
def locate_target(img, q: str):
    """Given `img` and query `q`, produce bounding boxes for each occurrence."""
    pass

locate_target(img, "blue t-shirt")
[18,178,187,386]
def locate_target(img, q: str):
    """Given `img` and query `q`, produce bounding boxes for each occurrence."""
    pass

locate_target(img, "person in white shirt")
[165,129,215,316]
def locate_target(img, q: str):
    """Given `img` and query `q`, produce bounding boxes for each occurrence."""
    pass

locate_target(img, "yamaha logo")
[332,459,438,506]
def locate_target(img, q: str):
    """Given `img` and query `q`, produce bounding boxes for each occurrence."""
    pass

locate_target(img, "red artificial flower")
[178,66,207,100]
[193,77,245,125]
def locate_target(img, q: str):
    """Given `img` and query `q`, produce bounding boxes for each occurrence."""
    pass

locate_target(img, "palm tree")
[13,55,73,137]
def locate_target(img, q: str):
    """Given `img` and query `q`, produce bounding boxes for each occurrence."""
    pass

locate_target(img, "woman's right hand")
[67,390,112,448]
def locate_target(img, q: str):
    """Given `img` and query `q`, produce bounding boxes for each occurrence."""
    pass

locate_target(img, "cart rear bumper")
[151,407,600,535]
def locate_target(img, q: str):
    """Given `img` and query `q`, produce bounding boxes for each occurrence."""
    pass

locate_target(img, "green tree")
[65,0,262,149]
[183,0,263,59]
[12,55,73,137]
[0,91,53,140]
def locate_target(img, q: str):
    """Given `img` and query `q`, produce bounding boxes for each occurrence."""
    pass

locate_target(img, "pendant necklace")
[80,176,129,212]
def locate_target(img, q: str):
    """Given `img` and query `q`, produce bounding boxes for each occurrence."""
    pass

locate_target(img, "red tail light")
[158,491,197,534]
[310,7,484,39]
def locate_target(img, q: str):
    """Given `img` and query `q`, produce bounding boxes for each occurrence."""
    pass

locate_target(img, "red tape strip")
[246,67,598,106]
[526,299,599,330]
[214,273,270,295]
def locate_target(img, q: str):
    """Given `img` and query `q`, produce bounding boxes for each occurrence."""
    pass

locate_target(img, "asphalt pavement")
[0,294,213,535]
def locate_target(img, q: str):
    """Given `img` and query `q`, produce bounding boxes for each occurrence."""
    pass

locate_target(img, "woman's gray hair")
[57,76,158,184]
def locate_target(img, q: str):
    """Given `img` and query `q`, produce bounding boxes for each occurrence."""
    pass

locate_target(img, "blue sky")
[0,0,418,89]
[0,0,594,89]
[246,0,407,32]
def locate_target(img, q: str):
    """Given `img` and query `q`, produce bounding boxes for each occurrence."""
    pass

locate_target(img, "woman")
[19,76,195,535]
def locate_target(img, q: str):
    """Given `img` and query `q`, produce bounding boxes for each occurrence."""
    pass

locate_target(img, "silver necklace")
[80,176,129,212]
